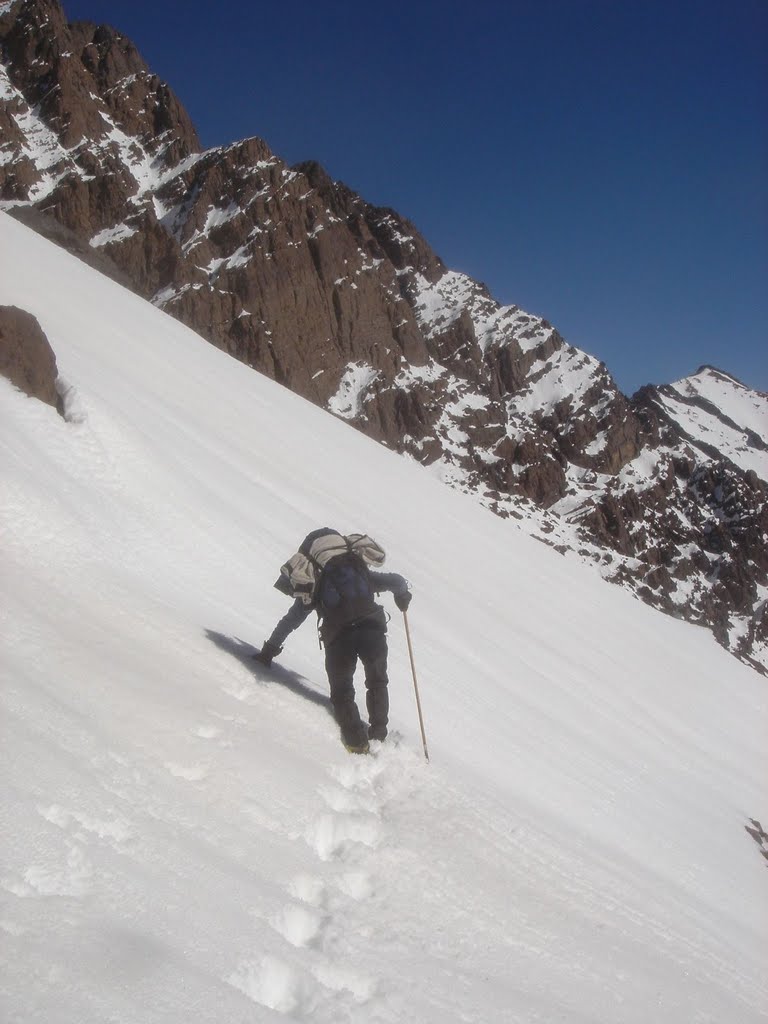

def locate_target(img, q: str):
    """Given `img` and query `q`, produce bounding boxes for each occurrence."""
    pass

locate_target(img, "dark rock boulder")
[0,305,60,411]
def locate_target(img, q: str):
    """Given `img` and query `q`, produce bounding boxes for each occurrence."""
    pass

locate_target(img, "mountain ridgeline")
[1,0,766,670]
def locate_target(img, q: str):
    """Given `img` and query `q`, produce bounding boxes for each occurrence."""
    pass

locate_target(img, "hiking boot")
[343,739,370,755]
[368,725,387,742]
[340,722,369,754]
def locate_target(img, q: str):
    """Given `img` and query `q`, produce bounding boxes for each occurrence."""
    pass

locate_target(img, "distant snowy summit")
[641,366,767,480]
[1,0,766,671]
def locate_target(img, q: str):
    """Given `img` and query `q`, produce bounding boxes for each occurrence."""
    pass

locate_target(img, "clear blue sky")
[62,0,766,396]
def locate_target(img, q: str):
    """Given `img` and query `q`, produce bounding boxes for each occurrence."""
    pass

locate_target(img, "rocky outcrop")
[1,0,766,671]
[0,304,60,410]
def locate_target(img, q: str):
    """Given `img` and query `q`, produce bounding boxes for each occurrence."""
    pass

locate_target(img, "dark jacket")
[267,570,409,648]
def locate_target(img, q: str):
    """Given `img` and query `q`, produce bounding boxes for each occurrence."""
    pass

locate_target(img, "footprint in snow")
[229,954,303,1015]
[306,812,382,862]
[312,961,377,1004]
[319,782,378,815]
[270,903,323,948]
[288,873,326,907]
[285,868,373,917]
[331,755,386,793]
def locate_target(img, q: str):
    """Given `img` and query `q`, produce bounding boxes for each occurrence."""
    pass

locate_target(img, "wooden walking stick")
[403,610,429,762]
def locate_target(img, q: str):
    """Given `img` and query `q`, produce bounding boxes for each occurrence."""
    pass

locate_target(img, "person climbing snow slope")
[254,528,411,753]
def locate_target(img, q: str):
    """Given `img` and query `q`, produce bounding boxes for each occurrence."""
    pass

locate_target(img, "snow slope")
[1,211,767,1023]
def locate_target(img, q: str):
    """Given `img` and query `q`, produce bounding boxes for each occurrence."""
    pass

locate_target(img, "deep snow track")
[228,746,390,1017]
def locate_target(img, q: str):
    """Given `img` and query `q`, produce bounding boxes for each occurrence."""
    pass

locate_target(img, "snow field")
[1,211,767,1022]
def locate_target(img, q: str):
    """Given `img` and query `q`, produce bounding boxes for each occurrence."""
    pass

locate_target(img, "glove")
[395,590,412,612]
[253,640,282,666]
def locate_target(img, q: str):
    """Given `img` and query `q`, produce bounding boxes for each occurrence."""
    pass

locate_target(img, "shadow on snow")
[205,629,334,718]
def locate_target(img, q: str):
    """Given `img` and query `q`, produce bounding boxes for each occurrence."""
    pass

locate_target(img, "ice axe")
[402,610,429,762]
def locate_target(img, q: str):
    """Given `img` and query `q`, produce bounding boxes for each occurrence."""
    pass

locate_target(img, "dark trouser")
[324,623,389,744]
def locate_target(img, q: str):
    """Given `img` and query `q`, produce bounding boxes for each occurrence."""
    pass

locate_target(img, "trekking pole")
[403,611,429,762]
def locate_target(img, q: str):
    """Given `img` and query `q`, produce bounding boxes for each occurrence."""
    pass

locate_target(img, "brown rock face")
[0,0,198,237]
[2,0,766,672]
[0,304,59,410]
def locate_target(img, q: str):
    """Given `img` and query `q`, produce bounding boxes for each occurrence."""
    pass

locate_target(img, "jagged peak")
[292,159,333,189]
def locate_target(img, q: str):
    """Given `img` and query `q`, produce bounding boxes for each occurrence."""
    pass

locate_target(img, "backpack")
[315,550,377,633]
[275,529,385,610]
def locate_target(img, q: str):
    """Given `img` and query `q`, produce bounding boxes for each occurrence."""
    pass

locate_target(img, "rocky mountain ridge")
[1,0,766,670]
